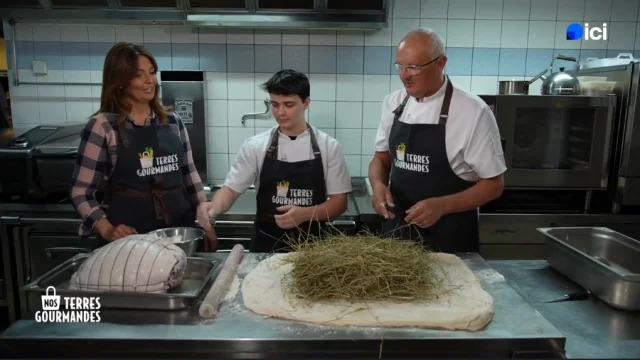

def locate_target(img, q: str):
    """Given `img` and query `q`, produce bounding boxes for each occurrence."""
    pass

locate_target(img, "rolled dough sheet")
[241,253,494,331]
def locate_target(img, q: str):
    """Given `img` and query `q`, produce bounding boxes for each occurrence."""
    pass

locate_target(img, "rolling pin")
[199,244,245,318]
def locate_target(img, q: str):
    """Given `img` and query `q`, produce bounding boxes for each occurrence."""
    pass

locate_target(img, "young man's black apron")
[250,126,328,253]
[382,76,480,253]
[101,120,195,243]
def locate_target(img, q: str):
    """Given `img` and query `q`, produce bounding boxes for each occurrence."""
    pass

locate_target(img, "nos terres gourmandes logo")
[36,286,101,323]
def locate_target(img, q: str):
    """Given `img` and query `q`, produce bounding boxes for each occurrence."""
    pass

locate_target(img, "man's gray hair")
[400,27,446,59]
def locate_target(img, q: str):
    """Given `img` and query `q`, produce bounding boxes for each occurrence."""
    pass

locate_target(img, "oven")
[575,62,640,211]
[495,94,616,189]
[213,220,254,252]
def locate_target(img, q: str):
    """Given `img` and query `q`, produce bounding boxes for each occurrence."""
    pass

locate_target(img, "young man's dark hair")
[260,69,310,101]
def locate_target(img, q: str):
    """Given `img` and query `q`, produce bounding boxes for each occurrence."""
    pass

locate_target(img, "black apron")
[382,76,480,253]
[250,126,328,253]
[101,122,195,242]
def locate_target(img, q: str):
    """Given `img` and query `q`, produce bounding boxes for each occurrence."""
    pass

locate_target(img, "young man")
[197,69,352,252]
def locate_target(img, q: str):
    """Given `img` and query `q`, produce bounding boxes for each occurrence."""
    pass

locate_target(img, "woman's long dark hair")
[95,42,169,127]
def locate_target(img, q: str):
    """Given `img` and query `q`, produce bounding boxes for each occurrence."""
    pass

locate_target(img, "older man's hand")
[372,184,395,219]
[404,197,446,228]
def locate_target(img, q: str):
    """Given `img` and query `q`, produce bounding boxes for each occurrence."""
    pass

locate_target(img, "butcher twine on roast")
[69,234,187,293]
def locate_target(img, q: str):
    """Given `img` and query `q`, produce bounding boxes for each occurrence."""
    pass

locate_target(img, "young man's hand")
[196,202,217,231]
[274,205,308,229]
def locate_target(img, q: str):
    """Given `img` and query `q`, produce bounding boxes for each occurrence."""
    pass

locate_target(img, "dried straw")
[280,231,448,304]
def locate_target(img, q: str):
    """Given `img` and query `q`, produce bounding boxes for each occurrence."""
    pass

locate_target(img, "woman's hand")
[108,224,138,241]
[99,221,137,242]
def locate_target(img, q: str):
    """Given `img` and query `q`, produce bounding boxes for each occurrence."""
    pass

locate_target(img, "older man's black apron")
[382,76,479,253]
[250,126,327,253]
[101,122,195,242]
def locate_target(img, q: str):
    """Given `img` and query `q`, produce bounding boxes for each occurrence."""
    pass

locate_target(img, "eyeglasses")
[394,56,441,75]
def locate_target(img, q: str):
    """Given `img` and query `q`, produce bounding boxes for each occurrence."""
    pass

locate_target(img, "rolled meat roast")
[69,234,187,293]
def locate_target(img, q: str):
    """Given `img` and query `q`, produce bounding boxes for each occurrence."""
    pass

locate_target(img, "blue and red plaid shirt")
[70,111,207,236]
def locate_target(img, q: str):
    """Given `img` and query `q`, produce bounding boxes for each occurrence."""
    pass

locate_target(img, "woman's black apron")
[382,76,480,253]
[100,122,195,243]
[250,126,328,253]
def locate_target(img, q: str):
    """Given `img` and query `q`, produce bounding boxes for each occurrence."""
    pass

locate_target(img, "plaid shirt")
[70,111,207,236]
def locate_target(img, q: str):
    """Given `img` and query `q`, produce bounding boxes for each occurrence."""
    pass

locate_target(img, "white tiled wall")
[6,0,640,185]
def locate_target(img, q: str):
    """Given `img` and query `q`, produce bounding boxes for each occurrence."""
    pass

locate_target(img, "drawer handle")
[326,220,356,227]
[214,220,254,226]
[44,247,91,260]
[495,229,516,234]
[195,220,255,227]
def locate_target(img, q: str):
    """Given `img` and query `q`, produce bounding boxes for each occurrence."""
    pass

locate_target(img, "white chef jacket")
[374,81,507,182]
[224,125,353,195]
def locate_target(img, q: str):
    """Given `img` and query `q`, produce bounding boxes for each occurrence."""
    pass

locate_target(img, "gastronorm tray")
[22,253,219,311]
[537,226,640,311]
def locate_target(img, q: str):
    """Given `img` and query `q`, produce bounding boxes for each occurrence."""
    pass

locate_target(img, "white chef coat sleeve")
[224,139,259,194]
[325,140,353,195]
[464,106,507,179]
[373,94,396,152]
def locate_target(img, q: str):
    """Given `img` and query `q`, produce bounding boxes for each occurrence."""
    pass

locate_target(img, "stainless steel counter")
[348,190,640,259]
[0,188,360,223]
[0,252,566,358]
[488,260,640,359]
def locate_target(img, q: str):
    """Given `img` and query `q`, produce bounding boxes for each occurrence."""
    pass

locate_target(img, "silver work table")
[487,260,640,359]
[0,252,566,358]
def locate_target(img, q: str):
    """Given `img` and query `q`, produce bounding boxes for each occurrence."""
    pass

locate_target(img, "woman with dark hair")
[70,42,216,250]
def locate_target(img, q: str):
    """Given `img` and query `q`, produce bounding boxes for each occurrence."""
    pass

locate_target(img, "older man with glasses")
[367,27,507,253]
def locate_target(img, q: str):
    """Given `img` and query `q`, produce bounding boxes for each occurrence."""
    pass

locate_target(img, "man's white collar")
[414,78,448,103]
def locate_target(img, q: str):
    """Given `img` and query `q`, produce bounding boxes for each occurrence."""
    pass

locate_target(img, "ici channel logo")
[566,23,608,41]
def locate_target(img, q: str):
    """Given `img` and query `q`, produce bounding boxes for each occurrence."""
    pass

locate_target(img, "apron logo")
[276,180,290,197]
[272,180,314,206]
[139,147,154,169]
[396,142,406,161]
[394,141,430,173]
[136,149,181,178]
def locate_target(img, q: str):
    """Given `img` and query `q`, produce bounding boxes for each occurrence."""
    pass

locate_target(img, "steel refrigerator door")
[160,71,208,185]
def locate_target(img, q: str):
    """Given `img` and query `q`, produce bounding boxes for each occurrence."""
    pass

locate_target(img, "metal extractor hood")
[0,0,391,30]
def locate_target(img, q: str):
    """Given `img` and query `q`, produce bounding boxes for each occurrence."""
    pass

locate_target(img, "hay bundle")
[280,232,447,304]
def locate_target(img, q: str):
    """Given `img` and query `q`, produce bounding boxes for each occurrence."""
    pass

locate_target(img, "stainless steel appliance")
[495,95,616,189]
[575,62,640,211]
[498,55,581,95]
[0,124,83,202]
[498,80,531,95]
[579,53,639,70]
[537,226,640,311]
[160,71,208,186]
[537,55,581,95]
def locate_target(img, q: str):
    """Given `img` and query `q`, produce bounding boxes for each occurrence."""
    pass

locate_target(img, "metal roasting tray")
[22,253,220,311]
[537,226,640,311]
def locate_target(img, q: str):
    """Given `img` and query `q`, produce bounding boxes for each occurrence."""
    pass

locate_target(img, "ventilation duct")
[0,0,391,30]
